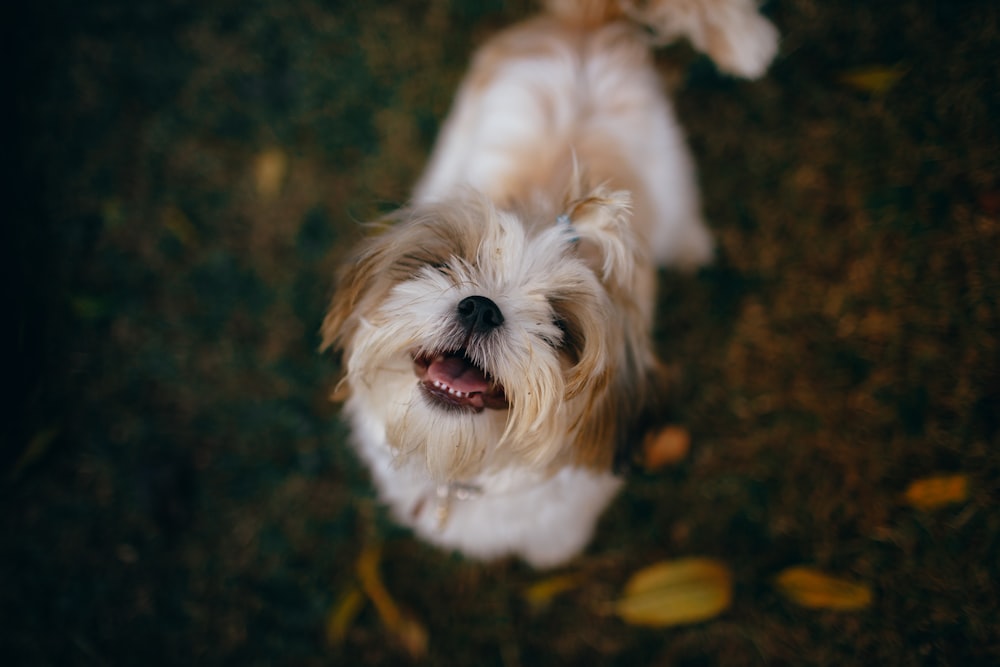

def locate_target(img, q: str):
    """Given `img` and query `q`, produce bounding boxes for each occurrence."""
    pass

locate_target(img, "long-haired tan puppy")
[323,0,777,568]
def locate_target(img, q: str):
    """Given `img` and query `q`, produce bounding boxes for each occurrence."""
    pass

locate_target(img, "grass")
[4,0,998,664]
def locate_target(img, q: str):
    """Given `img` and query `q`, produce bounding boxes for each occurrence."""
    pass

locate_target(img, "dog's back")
[416,0,777,270]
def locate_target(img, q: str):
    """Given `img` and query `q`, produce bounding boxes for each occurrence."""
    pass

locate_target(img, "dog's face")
[323,188,660,481]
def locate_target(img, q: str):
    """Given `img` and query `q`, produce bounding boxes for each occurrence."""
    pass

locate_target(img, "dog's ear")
[570,342,668,473]
[563,185,642,292]
[320,201,484,355]
[320,230,394,354]
[556,183,664,472]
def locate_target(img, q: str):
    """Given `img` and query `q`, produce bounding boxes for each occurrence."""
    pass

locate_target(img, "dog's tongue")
[427,354,491,394]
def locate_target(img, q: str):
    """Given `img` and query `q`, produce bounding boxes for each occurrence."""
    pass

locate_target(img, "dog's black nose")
[457,295,504,334]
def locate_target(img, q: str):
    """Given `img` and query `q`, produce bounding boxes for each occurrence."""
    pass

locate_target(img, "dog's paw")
[653,216,714,270]
[710,10,780,80]
[624,0,780,79]
[672,219,715,270]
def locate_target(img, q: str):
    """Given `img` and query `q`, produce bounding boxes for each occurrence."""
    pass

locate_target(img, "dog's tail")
[543,0,779,79]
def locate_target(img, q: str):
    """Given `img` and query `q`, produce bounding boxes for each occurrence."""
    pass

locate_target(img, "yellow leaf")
[387,613,429,660]
[162,205,200,248]
[254,148,289,199]
[774,566,872,611]
[643,425,691,470]
[902,474,970,510]
[324,585,365,647]
[355,544,395,624]
[837,65,907,94]
[523,573,583,610]
[355,544,428,659]
[614,558,732,627]
[10,427,60,478]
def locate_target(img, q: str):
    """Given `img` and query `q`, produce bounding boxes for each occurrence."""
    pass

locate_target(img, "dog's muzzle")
[412,295,508,412]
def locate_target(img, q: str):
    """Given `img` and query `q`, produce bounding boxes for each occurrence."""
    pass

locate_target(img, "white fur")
[623,0,780,79]
[350,401,623,568]
[337,209,625,567]
[327,1,777,568]
[414,21,712,268]
[341,211,612,480]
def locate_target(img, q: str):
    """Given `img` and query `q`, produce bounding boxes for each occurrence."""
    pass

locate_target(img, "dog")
[322,0,777,568]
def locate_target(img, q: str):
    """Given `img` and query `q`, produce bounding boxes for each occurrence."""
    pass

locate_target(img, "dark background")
[5,1,999,664]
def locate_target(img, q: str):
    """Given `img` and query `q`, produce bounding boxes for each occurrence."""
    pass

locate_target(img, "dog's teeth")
[430,379,468,398]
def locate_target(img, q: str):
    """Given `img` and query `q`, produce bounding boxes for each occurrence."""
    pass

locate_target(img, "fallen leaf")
[356,544,428,659]
[613,558,732,627]
[643,425,690,470]
[837,65,907,94]
[902,474,970,510]
[977,190,1000,215]
[162,205,200,248]
[774,566,872,611]
[324,585,365,647]
[523,573,583,610]
[10,427,60,478]
[254,147,288,199]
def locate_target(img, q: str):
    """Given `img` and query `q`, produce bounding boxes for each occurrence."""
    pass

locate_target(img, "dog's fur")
[322,0,777,568]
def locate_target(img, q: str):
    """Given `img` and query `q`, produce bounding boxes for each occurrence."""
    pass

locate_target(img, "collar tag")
[433,482,483,530]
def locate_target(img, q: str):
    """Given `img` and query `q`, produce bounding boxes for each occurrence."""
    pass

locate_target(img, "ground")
[4,0,999,664]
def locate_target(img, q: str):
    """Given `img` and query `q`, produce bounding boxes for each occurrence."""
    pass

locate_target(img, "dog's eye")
[553,315,583,363]
[429,261,453,277]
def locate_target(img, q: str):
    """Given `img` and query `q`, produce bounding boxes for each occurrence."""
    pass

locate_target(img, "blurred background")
[4,0,998,664]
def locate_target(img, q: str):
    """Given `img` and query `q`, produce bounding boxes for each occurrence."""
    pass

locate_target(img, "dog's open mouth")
[412,351,508,412]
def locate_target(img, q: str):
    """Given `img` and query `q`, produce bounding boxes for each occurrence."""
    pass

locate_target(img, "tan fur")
[326,185,651,477]
[320,0,776,566]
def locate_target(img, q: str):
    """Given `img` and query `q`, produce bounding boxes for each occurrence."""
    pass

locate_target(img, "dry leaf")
[356,544,428,659]
[254,147,289,198]
[161,205,200,248]
[10,427,60,477]
[977,190,1000,215]
[523,573,583,610]
[324,585,365,647]
[774,566,872,611]
[902,474,970,510]
[614,558,732,627]
[389,613,430,660]
[837,65,907,94]
[643,425,690,470]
